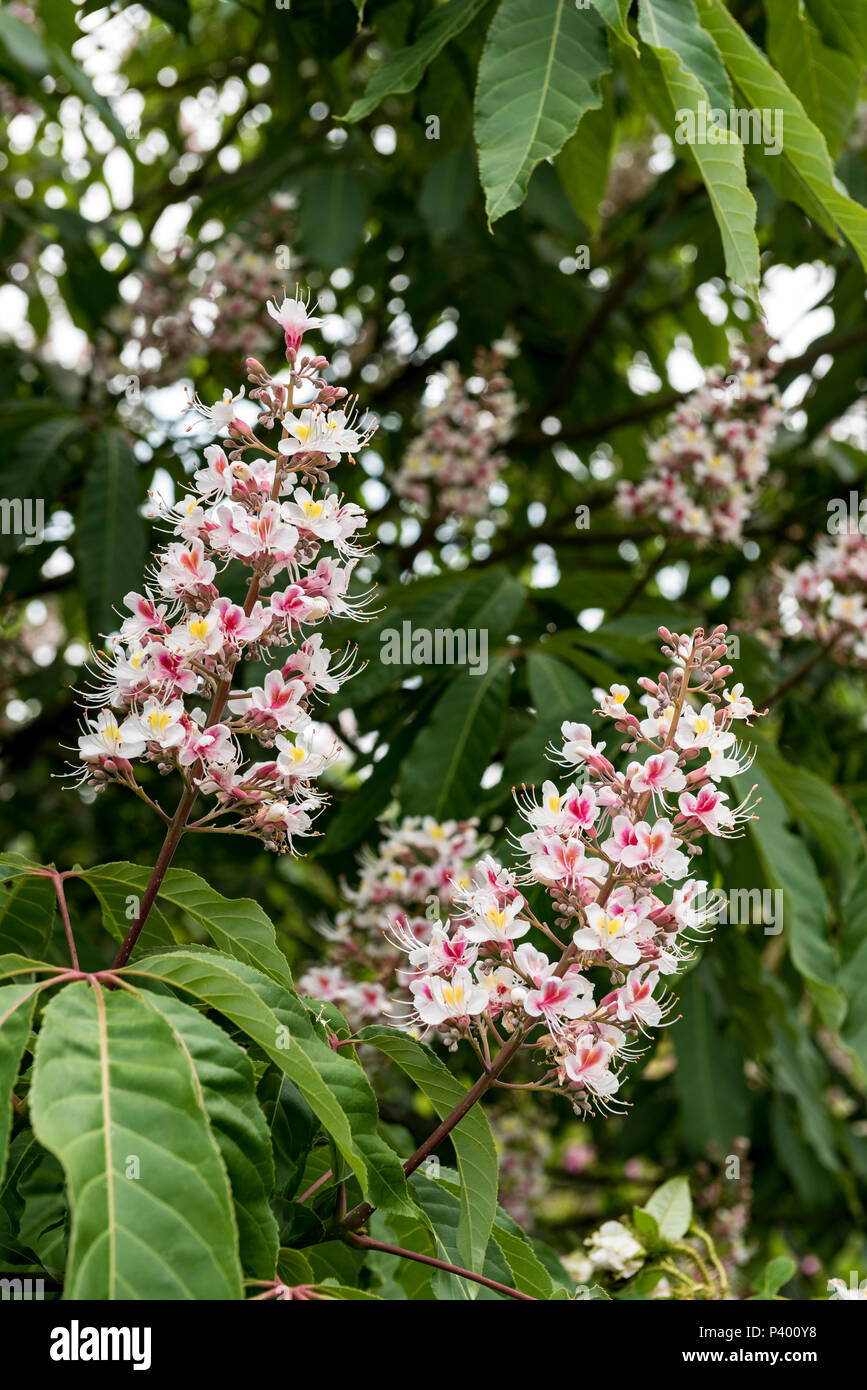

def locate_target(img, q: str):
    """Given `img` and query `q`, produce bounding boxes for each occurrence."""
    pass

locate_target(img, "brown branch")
[344,1231,535,1301]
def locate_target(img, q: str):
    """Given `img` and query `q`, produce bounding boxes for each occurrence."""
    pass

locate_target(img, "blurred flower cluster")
[103,197,298,387]
[394,341,520,520]
[776,528,867,665]
[72,290,375,853]
[616,337,782,544]
[298,815,484,1025]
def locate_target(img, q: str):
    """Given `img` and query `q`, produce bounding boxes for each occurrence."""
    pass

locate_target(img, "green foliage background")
[1,0,866,1299]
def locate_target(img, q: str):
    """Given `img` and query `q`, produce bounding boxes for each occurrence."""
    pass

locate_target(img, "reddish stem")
[345,1231,534,1301]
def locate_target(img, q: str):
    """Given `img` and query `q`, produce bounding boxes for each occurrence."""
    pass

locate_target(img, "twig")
[344,1231,534,1301]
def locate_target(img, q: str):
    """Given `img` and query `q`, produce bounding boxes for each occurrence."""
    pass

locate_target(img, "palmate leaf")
[142,991,279,1280]
[698,0,867,269]
[0,982,41,1187]
[81,862,293,986]
[637,0,760,300]
[357,1027,498,1274]
[29,981,244,1299]
[475,0,611,224]
[128,948,416,1217]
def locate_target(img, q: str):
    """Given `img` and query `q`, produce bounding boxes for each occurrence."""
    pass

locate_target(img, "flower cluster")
[384,626,760,1113]
[298,815,484,1024]
[776,529,867,666]
[72,289,376,853]
[393,341,520,520]
[616,338,782,544]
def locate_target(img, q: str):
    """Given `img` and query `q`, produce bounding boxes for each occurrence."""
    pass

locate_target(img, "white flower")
[78,709,145,763]
[123,697,187,750]
[191,386,246,430]
[266,290,322,351]
[411,967,489,1026]
[585,1221,644,1278]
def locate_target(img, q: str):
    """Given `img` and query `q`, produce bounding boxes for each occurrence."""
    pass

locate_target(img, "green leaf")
[475,0,611,223]
[770,1016,838,1172]
[276,1246,315,1285]
[297,169,366,270]
[499,652,592,798]
[311,1281,383,1300]
[357,1027,498,1274]
[698,0,867,270]
[739,767,845,1027]
[399,653,511,817]
[141,990,279,1280]
[0,416,84,562]
[755,742,863,897]
[632,1205,660,1245]
[410,1173,515,1298]
[29,982,243,1298]
[637,0,759,299]
[642,1175,692,1240]
[0,873,56,961]
[804,0,866,58]
[840,858,867,1074]
[753,1253,797,1298]
[673,967,751,1151]
[139,0,191,36]
[81,863,293,985]
[76,430,146,639]
[557,75,615,232]
[259,1068,319,1201]
[49,42,132,147]
[0,9,49,72]
[764,0,860,158]
[128,948,415,1216]
[419,141,478,241]
[489,1212,554,1298]
[0,953,62,985]
[0,983,41,1187]
[590,0,638,52]
[343,0,491,123]
[17,1147,67,1275]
